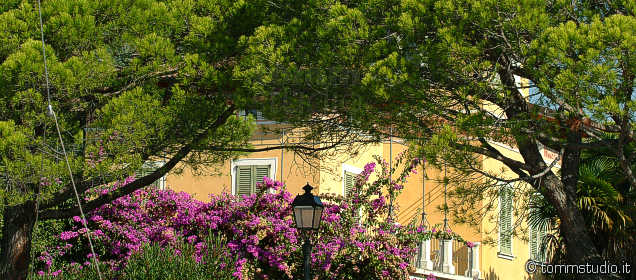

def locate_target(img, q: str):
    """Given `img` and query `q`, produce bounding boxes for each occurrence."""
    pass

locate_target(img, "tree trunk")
[542,174,608,279]
[0,200,36,280]
[516,132,606,279]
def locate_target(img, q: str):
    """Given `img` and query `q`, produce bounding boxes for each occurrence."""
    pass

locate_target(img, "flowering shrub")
[35,155,468,279]
[35,177,298,279]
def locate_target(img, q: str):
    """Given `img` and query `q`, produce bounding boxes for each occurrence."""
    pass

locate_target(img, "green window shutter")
[537,227,547,262]
[530,224,547,262]
[530,226,538,260]
[500,187,513,255]
[236,165,270,197]
[344,172,355,197]
[344,171,360,223]
[254,165,270,186]
[236,166,254,197]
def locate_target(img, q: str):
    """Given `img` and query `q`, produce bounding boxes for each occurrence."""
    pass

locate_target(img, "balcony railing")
[410,238,481,280]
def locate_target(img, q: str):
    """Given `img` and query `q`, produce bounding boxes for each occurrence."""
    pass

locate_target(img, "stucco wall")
[317,143,383,196]
[480,141,535,280]
[165,137,321,201]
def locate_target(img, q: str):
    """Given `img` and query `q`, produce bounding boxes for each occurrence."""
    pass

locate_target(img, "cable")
[50,110,103,279]
[29,121,46,277]
[36,1,103,278]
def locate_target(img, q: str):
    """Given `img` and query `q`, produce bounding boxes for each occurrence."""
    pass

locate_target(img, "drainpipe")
[388,126,393,219]
[280,129,284,184]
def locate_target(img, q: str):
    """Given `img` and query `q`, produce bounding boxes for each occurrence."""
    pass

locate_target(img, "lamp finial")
[303,183,313,194]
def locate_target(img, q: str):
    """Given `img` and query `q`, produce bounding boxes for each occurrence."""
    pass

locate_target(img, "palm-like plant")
[577,157,633,259]
[527,140,635,278]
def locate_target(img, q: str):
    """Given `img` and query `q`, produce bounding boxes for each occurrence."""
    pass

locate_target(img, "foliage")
[528,141,635,279]
[29,262,114,280]
[120,234,237,280]
[0,0,361,275]
[33,158,469,279]
[29,234,237,280]
[237,0,636,265]
[1,0,264,207]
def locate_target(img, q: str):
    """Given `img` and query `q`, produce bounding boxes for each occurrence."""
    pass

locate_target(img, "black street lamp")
[291,183,324,280]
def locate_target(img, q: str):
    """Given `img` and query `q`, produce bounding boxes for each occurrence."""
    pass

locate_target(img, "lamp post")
[291,183,324,280]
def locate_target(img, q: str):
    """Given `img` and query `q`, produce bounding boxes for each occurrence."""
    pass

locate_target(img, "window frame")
[231,158,277,196]
[528,223,547,262]
[137,161,166,190]
[342,164,362,197]
[237,109,277,124]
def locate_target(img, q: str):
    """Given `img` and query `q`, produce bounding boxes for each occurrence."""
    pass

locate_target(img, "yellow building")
[149,110,554,280]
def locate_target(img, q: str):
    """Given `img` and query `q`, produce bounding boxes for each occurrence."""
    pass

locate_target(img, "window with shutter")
[344,171,355,197]
[235,164,271,197]
[530,224,547,262]
[537,228,546,262]
[499,186,513,255]
[343,170,363,224]
[135,161,165,190]
[254,165,270,185]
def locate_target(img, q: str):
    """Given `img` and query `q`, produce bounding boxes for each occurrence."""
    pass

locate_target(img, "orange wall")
[166,138,320,201]
[165,136,489,275]
[166,138,483,245]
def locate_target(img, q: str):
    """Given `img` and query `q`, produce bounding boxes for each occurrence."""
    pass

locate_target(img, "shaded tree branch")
[39,105,235,220]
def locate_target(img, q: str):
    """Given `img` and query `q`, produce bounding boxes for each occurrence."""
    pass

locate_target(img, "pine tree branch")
[39,106,235,220]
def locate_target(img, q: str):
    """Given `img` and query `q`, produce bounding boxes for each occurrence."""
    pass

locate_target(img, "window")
[342,164,362,197]
[342,164,363,224]
[231,158,276,196]
[343,171,356,197]
[499,185,513,256]
[236,165,271,196]
[529,223,547,262]
[135,161,166,190]
[238,109,265,121]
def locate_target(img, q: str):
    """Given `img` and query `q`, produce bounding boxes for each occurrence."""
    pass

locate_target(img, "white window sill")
[497,252,514,260]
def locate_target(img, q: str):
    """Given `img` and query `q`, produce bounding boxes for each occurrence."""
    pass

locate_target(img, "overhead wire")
[35,0,103,278]
[29,120,46,276]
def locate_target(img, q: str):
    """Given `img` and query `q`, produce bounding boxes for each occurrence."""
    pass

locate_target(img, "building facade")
[145,125,554,280]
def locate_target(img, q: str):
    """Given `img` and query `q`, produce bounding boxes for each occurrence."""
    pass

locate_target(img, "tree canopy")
[238,0,636,274]
[0,0,360,277]
[1,0,635,279]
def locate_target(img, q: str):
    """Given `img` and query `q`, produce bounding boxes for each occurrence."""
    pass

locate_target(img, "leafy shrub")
[30,234,236,280]
[121,234,237,280]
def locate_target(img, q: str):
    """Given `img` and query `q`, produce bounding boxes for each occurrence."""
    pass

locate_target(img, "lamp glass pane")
[293,207,302,229]
[312,207,323,229]
[294,206,313,228]
[301,207,314,229]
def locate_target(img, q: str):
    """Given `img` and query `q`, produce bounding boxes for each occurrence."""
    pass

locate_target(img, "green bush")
[122,234,237,280]
[29,234,237,280]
